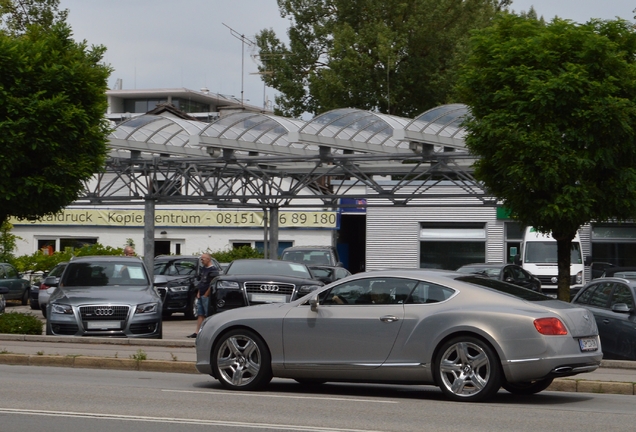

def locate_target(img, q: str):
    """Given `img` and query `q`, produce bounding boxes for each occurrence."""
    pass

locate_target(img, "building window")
[419,224,486,270]
[505,222,524,263]
[591,223,636,267]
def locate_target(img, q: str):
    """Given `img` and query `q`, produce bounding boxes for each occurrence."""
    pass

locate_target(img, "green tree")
[0,22,111,227]
[456,14,636,301]
[0,0,67,34]
[0,220,20,262]
[256,0,511,118]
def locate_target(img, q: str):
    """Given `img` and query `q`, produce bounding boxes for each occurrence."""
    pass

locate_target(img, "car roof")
[458,263,509,269]
[282,246,335,251]
[154,255,200,261]
[69,255,142,262]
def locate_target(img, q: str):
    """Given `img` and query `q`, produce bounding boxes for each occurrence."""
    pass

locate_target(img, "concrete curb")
[0,334,195,348]
[0,352,198,373]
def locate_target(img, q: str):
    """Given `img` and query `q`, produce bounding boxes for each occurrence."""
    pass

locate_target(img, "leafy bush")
[0,312,43,335]
[10,243,125,273]
[206,246,263,263]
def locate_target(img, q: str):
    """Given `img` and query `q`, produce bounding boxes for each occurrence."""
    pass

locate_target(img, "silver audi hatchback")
[195,269,602,402]
[46,256,162,338]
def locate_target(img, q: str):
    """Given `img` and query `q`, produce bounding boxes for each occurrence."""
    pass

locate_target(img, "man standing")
[123,246,135,256]
[188,253,216,338]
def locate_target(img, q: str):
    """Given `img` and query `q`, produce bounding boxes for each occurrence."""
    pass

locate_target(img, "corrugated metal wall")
[366,184,499,269]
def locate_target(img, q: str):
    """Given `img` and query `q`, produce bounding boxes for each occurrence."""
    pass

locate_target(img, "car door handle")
[602,319,610,324]
[380,315,399,323]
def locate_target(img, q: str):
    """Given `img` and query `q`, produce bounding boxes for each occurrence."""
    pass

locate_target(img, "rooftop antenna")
[223,23,255,107]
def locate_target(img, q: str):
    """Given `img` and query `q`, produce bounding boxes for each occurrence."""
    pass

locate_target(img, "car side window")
[320,279,371,305]
[0,266,5,278]
[5,265,18,279]
[512,267,530,281]
[408,282,454,304]
[588,282,613,308]
[611,284,634,309]
[320,278,416,305]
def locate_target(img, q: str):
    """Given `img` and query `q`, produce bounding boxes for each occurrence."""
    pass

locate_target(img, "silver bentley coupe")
[46,256,162,339]
[195,269,602,402]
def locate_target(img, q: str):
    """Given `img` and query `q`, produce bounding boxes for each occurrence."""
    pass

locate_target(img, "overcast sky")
[59,0,635,112]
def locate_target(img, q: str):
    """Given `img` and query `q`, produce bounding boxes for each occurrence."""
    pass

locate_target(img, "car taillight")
[39,283,50,290]
[534,317,568,335]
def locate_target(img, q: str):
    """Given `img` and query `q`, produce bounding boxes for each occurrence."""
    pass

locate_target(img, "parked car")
[600,267,636,279]
[0,286,7,314]
[281,246,342,267]
[195,269,601,402]
[307,265,352,284]
[456,263,542,292]
[37,262,68,317]
[571,277,636,360]
[153,255,223,319]
[46,256,162,338]
[0,263,30,305]
[209,259,324,315]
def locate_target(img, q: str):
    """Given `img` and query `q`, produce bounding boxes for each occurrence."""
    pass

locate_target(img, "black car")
[456,263,542,292]
[209,259,324,315]
[307,265,352,284]
[153,255,223,319]
[572,278,636,360]
[0,263,31,305]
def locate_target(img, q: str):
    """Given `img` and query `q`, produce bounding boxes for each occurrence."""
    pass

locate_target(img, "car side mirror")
[309,294,319,312]
[43,276,59,285]
[611,303,632,314]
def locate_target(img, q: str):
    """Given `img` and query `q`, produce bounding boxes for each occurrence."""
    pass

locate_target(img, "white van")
[516,227,585,297]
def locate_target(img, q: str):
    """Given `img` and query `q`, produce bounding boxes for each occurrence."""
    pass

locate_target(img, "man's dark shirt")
[198,265,217,297]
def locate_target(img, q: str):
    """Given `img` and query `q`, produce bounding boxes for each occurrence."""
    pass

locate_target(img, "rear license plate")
[87,321,121,330]
[250,293,287,303]
[579,337,598,352]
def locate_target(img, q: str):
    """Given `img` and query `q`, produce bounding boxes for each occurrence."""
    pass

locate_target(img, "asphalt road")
[2,365,636,432]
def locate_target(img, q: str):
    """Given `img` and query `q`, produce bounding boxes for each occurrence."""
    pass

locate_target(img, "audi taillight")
[534,317,568,335]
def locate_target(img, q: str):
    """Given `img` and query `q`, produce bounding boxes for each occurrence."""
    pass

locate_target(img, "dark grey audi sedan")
[46,256,162,338]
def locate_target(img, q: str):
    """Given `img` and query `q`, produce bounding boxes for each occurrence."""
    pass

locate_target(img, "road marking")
[162,388,398,403]
[0,408,384,432]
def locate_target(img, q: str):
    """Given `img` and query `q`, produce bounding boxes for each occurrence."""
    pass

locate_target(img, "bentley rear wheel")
[435,336,502,402]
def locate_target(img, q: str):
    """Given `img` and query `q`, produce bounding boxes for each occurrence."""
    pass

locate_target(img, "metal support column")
[269,207,279,259]
[143,198,155,272]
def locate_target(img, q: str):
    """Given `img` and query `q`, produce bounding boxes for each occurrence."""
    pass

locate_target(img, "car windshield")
[525,242,582,264]
[282,250,332,265]
[456,275,548,301]
[154,259,198,276]
[63,262,148,287]
[226,260,312,278]
[48,264,67,277]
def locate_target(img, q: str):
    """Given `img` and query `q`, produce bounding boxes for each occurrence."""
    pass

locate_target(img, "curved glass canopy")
[108,104,469,157]
[299,108,413,153]
[404,104,469,150]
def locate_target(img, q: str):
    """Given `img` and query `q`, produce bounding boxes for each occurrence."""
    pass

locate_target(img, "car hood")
[154,275,191,286]
[51,286,159,305]
[217,274,322,285]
